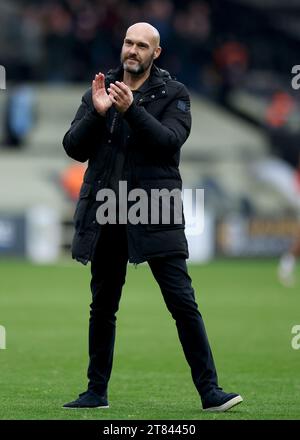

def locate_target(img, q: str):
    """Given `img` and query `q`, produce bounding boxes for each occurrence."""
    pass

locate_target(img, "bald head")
[121,22,162,76]
[126,22,160,48]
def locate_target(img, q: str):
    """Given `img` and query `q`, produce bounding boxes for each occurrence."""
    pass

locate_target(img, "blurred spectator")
[265,91,300,169]
[172,1,212,89]
[213,38,249,105]
[265,91,295,129]
[44,3,74,82]
[19,5,44,80]
[2,85,36,147]
[60,163,86,201]
[143,0,173,43]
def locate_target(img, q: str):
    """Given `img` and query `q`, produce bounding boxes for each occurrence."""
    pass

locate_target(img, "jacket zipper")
[126,83,168,266]
[89,111,121,260]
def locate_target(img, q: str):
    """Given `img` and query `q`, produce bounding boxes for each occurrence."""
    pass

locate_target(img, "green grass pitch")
[0,258,300,420]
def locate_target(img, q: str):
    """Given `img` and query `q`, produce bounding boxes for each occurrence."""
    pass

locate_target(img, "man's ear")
[153,47,162,60]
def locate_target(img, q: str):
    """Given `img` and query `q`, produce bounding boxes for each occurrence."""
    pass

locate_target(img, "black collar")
[132,77,150,94]
[105,64,172,92]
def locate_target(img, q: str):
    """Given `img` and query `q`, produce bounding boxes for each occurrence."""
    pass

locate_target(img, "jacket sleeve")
[62,89,105,163]
[123,84,192,156]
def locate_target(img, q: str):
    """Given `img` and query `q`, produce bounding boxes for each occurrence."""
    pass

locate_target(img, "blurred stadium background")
[1,0,300,420]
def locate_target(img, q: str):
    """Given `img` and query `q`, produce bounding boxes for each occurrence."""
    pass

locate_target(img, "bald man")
[63,22,243,412]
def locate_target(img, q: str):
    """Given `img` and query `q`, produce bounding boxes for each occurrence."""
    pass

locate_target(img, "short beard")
[122,55,154,76]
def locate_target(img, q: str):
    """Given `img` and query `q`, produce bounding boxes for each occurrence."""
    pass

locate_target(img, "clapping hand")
[108,81,133,113]
[92,72,112,116]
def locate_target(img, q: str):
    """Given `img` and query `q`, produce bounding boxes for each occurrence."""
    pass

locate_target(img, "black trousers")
[87,223,218,398]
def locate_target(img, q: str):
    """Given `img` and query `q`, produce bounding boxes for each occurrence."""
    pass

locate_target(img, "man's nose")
[128,45,138,55]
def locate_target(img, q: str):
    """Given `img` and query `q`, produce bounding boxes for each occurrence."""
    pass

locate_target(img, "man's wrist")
[123,101,135,116]
[123,101,138,119]
[91,106,106,117]
[85,107,106,123]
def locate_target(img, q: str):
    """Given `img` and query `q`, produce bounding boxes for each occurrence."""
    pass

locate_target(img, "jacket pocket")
[73,182,93,232]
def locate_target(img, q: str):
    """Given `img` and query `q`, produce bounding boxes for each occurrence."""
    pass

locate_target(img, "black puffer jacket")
[63,64,192,265]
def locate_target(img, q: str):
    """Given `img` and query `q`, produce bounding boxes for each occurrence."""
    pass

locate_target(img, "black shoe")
[63,390,109,409]
[202,388,243,412]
